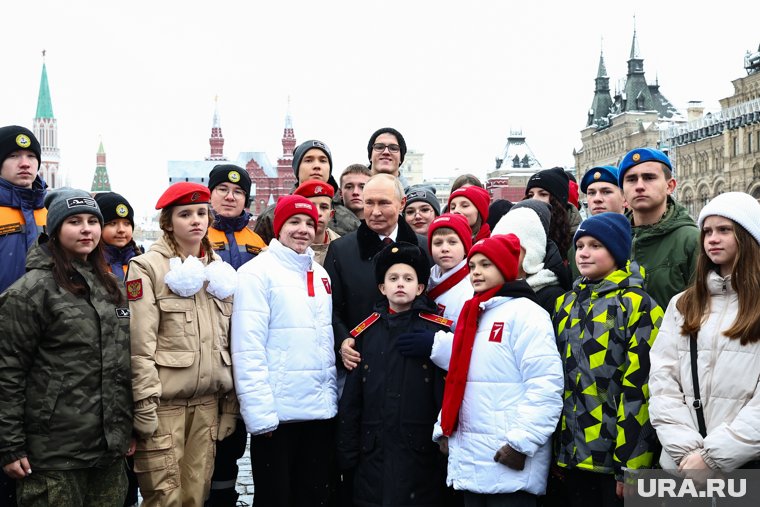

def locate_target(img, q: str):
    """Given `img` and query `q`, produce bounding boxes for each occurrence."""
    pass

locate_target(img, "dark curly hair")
[547,195,571,260]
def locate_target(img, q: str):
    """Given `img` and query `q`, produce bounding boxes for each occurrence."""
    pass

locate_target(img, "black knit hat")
[94,192,135,228]
[292,140,332,180]
[367,127,407,165]
[525,167,570,204]
[208,164,252,206]
[0,125,41,167]
[374,241,430,287]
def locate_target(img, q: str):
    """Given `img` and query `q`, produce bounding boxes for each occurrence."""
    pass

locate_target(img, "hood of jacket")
[630,196,697,242]
[481,278,539,311]
[24,242,54,271]
[572,261,646,297]
[0,175,47,209]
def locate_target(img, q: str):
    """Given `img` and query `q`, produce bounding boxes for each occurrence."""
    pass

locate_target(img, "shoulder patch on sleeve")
[350,312,381,338]
[126,279,143,301]
[418,312,454,328]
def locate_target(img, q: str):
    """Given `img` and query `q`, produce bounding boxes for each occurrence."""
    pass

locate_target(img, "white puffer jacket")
[432,296,563,494]
[231,239,338,435]
[649,272,760,470]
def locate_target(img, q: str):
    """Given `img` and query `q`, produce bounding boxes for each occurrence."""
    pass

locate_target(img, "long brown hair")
[49,231,124,305]
[677,220,760,344]
[159,205,213,258]
[547,195,571,259]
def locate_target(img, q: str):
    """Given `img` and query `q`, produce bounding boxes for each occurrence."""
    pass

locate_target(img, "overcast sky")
[2,1,759,218]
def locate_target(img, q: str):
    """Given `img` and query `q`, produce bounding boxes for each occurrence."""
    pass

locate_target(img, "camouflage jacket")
[254,201,360,245]
[0,243,132,470]
[552,263,664,480]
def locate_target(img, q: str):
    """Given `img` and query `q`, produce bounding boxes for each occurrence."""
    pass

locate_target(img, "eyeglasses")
[372,143,401,153]
[214,186,247,199]
[404,206,434,217]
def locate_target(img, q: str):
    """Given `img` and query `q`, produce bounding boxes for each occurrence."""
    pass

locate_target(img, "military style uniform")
[0,243,132,506]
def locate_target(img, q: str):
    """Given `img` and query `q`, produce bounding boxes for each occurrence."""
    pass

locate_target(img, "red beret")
[156,182,210,210]
[468,233,521,283]
[428,213,473,254]
[274,195,319,238]
[448,186,491,223]
[293,180,335,199]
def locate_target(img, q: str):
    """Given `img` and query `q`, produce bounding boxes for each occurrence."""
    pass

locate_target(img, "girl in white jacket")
[231,195,338,506]
[650,192,760,477]
[434,234,563,506]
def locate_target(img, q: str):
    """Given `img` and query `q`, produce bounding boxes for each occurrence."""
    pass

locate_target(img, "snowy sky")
[2,0,758,218]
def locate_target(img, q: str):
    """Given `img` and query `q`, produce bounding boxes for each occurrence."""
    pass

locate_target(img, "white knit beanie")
[697,192,760,246]
[492,207,547,275]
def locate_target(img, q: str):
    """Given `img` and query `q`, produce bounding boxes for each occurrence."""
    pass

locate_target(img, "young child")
[448,185,492,242]
[434,234,564,506]
[94,192,142,282]
[552,212,663,507]
[337,242,451,506]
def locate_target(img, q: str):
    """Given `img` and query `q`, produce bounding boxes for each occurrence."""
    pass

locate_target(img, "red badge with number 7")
[489,322,504,343]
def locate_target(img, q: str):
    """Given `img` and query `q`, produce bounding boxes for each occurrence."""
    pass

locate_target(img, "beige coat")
[649,271,760,470]
[127,236,235,410]
[311,228,341,267]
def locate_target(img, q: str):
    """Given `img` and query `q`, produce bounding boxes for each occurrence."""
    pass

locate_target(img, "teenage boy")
[552,212,663,506]
[619,147,698,307]
[339,163,371,220]
[294,179,340,266]
[580,165,626,216]
[337,242,451,507]
[433,234,563,505]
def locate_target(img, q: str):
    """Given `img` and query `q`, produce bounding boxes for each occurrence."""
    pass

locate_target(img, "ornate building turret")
[33,51,61,188]
[90,139,111,193]
[587,43,614,127]
[206,96,226,161]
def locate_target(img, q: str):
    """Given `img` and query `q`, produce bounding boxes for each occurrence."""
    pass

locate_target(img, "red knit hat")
[273,195,319,238]
[427,213,473,254]
[155,182,210,210]
[467,233,521,282]
[448,186,490,223]
[293,179,335,199]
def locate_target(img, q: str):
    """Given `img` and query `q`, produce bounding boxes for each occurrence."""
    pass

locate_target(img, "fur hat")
[367,127,407,165]
[428,213,473,254]
[525,167,569,204]
[0,125,41,168]
[698,192,760,246]
[273,194,318,238]
[618,148,672,186]
[208,164,252,206]
[468,234,521,283]
[292,140,332,179]
[492,206,547,275]
[574,212,632,269]
[94,192,135,228]
[374,241,430,287]
[45,187,103,234]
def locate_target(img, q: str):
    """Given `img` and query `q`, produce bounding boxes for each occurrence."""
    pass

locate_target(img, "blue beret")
[618,148,672,186]
[580,165,620,193]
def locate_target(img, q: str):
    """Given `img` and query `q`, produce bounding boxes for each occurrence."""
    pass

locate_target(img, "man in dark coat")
[324,174,431,372]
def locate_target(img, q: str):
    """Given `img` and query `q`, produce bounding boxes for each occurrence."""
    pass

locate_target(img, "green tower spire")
[35,52,55,119]
[90,139,112,192]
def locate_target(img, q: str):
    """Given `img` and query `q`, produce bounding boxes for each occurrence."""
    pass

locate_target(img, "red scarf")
[427,263,469,301]
[440,285,502,436]
[474,223,491,242]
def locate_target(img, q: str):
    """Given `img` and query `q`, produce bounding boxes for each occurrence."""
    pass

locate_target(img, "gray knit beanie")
[44,187,103,233]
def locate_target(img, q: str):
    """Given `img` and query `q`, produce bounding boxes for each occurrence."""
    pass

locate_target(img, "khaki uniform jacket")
[127,236,235,410]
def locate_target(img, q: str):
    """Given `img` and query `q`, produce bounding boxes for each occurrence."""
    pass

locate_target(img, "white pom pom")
[206,260,238,300]
[164,256,207,297]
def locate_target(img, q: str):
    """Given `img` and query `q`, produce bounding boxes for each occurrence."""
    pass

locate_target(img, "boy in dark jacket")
[337,241,451,507]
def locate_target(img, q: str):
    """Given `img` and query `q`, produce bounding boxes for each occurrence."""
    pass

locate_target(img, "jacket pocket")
[220,350,232,366]
[28,373,63,433]
[155,350,196,368]
[157,298,196,349]
[211,298,233,349]
[403,422,437,453]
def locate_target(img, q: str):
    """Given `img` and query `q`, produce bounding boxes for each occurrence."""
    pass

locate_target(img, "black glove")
[397,329,435,358]
[494,444,527,470]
